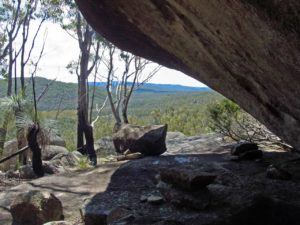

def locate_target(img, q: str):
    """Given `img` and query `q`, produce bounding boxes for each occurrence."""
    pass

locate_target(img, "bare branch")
[91,96,108,127]
[24,17,46,65]
[76,12,84,49]
[87,40,100,75]
[37,78,56,103]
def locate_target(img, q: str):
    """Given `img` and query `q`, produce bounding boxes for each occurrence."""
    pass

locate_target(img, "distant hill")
[0,77,220,112]
[90,82,211,93]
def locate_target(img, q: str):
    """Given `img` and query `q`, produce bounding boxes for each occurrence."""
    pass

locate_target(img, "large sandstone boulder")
[0,139,31,172]
[10,190,63,225]
[0,139,18,171]
[75,0,300,149]
[113,124,168,156]
[49,133,66,148]
[94,136,115,154]
[42,145,69,161]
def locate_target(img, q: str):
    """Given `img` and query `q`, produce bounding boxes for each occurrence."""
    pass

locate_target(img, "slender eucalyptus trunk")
[77,78,87,150]
[7,37,13,97]
[121,98,129,124]
[77,47,94,158]
[89,73,97,123]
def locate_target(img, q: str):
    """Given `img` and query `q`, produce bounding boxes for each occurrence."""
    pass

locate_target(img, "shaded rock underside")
[75,0,300,149]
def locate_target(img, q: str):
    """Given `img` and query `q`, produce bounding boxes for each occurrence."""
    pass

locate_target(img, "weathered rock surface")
[161,187,211,210]
[0,139,31,171]
[166,133,228,155]
[49,133,66,148]
[19,165,37,179]
[1,134,300,225]
[266,165,292,180]
[51,151,81,168]
[81,152,300,225]
[159,167,217,191]
[0,162,123,225]
[113,124,168,156]
[42,145,69,161]
[1,139,20,171]
[10,190,63,225]
[94,136,115,154]
[166,132,186,141]
[75,0,300,149]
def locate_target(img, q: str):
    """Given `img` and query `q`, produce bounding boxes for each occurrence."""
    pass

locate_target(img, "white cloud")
[24,21,207,87]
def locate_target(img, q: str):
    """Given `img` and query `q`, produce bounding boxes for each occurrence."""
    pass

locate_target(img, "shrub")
[206,99,276,142]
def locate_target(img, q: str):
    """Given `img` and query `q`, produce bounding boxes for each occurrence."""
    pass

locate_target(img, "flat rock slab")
[81,152,300,225]
[0,163,123,225]
[1,139,300,225]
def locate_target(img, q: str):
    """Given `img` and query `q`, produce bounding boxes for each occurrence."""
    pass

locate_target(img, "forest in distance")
[0,77,223,151]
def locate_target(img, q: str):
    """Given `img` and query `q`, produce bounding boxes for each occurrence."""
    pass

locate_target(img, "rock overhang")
[75,0,300,148]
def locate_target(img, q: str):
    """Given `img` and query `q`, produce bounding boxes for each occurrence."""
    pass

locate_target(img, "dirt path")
[0,162,123,225]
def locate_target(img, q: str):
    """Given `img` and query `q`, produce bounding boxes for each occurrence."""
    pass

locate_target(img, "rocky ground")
[0,133,299,225]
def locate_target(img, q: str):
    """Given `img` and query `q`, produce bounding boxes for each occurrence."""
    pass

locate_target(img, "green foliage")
[206,99,262,142]
[77,156,90,169]
[1,76,224,150]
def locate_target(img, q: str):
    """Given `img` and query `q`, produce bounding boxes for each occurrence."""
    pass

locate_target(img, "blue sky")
[25,21,206,87]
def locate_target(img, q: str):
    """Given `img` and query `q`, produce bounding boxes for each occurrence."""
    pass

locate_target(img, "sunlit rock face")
[75,0,300,148]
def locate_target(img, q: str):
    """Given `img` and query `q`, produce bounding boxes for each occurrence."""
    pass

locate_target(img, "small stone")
[19,165,37,179]
[6,170,19,178]
[140,195,148,202]
[43,221,71,225]
[266,165,292,180]
[231,142,258,156]
[156,180,172,189]
[43,162,62,175]
[42,145,69,161]
[147,195,164,205]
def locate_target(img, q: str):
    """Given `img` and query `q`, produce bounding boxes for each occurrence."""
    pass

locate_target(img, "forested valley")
[0,77,223,151]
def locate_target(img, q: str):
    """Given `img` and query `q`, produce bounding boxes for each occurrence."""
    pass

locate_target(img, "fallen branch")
[0,146,29,164]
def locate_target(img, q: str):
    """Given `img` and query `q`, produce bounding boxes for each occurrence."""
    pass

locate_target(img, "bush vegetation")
[206,99,281,144]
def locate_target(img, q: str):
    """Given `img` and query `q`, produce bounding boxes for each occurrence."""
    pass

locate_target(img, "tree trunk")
[27,124,44,177]
[89,72,97,123]
[77,72,88,150]
[84,122,97,165]
[122,105,129,124]
[77,48,96,165]
[7,37,13,97]
[77,78,84,150]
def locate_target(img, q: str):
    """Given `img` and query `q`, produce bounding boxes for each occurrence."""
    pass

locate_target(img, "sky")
[23,21,207,87]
